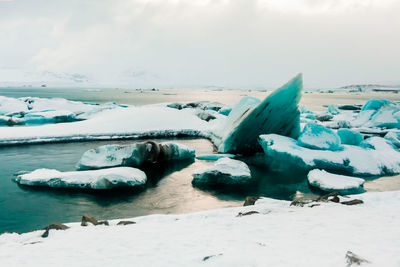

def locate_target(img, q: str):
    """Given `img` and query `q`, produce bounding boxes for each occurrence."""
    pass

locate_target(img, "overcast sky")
[0,0,399,88]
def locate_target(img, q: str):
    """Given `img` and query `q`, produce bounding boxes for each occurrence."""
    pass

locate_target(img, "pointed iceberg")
[211,74,303,154]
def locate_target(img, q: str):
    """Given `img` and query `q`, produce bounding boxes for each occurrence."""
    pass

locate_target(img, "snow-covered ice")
[0,106,210,145]
[211,74,302,154]
[0,96,124,125]
[308,169,365,193]
[15,167,147,189]
[337,129,364,146]
[385,131,400,148]
[0,190,399,266]
[259,134,400,176]
[192,158,252,186]
[78,141,195,170]
[297,123,341,151]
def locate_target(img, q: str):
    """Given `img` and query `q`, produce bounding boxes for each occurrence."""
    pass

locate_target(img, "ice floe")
[307,169,365,193]
[259,134,400,176]
[337,129,363,146]
[192,158,252,186]
[15,167,147,189]
[78,141,195,170]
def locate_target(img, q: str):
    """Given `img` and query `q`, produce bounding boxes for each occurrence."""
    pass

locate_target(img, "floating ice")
[258,134,400,176]
[351,99,400,129]
[337,129,363,146]
[192,158,252,186]
[308,169,365,193]
[78,141,195,170]
[297,123,341,151]
[385,131,400,148]
[211,74,302,154]
[15,167,147,189]
[328,105,340,115]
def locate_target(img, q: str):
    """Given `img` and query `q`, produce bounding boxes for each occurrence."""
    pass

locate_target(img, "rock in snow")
[192,158,252,186]
[211,74,302,154]
[15,167,147,189]
[297,123,341,151]
[78,141,195,170]
[258,134,400,176]
[307,169,365,193]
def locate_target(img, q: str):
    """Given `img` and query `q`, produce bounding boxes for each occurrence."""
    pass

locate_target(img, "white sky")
[0,0,399,88]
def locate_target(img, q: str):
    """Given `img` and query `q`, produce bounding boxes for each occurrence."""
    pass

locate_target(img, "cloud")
[0,0,399,88]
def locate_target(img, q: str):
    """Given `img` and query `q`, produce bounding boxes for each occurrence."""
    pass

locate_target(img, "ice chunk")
[328,105,340,115]
[21,110,77,124]
[297,123,341,151]
[218,105,232,116]
[258,134,400,176]
[308,169,365,193]
[384,131,400,148]
[78,141,195,170]
[337,129,363,146]
[361,99,391,111]
[352,100,400,129]
[15,167,147,189]
[211,74,302,154]
[192,158,252,186]
[196,154,236,161]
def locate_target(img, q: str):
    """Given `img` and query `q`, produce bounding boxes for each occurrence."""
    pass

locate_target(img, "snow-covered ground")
[0,190,399,266]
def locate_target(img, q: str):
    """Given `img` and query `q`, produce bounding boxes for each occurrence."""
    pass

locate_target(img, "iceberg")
[192,158,252,186]
[385,131,400,148]
[15,167,147,190]
[297,123,341,151]
[211,74,302,154]
[351,99,400,129]
[337,129,363,146]
[308,169,365,193]
[258,134,400,176]
[78,141,195,170]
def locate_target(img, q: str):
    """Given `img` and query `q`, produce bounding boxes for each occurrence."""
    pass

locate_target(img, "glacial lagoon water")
[0,87,399,234]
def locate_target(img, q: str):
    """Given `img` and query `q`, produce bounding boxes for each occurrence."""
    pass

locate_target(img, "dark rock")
[338,105,362,111]
[236,211,260,217]
[315,113,334,122]
[317,192,340,203]
[202,253,223,261]
[196,112,216,122]
[243,196,260,206]
[81,214,109,226]
[167,103,183,110]
[42,222,69,238]
[345,251,370,266]
[341,199,364,206]
[117,221,136,225]
[290,199,313,207]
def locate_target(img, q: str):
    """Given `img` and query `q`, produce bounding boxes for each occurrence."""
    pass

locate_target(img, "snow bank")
[15,167,147,189]
[1,191,399,266]
[192,158,252,186]
[258,134,400,176]
[308,169,365,192]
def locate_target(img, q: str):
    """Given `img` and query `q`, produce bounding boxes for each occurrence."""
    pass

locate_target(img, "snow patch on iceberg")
[308,169,365,193]
[15,167,147,189]
[297,123,341,151]
[192,158,252,186]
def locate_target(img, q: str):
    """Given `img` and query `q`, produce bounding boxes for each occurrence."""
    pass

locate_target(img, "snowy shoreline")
[1,190,399,266]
